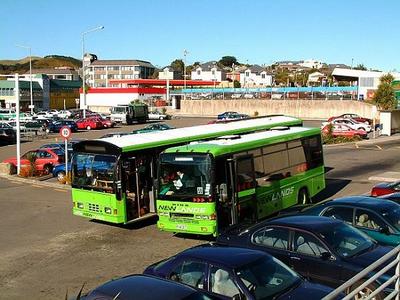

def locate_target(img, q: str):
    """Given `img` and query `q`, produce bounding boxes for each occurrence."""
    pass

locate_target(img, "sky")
[1,0,399,71]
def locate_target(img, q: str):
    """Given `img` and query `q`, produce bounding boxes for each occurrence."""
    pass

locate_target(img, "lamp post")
[183,49,188,101]
[82,25,104,118]
[16,45,33,114]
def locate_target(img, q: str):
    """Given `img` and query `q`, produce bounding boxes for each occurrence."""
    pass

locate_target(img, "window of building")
[245,71,250,77]
[197,70,201,75]
[261,73,266,79]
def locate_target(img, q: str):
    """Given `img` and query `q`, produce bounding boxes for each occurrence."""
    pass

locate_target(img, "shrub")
[254,111,259,117]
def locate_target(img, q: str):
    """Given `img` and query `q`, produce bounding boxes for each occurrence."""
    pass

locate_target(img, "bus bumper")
[157,219,217,236]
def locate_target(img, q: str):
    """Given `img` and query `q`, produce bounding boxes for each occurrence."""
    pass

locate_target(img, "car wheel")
[43,164,53,175]
[57,171,66,182]
[86,125,91,130]
[297,188,310,205]
[350,281,382,300]
[159,116,164,120]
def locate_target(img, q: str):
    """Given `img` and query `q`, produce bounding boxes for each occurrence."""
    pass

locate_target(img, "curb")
[0,174,71,190]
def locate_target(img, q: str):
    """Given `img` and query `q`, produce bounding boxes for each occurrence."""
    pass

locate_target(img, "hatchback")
[144,244,335,300]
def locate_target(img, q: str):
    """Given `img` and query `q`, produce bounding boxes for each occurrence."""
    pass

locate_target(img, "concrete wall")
[180,99,378,120]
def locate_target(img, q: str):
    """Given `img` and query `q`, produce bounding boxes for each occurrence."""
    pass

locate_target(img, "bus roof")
[98,115,302,153]
[163,127,321,157]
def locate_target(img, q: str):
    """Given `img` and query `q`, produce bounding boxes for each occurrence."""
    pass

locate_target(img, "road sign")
[60,126,72,140]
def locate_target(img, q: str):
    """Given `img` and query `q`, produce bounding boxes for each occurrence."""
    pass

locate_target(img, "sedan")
[321,123,367,139]
[47,120,78,133]
[131,123,175,134]
[328,113,372,125]
[148,110,169,120]
[144,244,335,300]
[217,215,393,298]
[80,274,220,300]
[302,196,400,247]
[371,181,400,196]
[0,124,16,145]
[322,118,371,132]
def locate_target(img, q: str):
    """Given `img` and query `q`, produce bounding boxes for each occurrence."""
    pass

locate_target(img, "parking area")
[0,117,398,299]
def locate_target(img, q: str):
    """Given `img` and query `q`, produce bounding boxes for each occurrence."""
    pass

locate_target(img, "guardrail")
[323,245,400,300]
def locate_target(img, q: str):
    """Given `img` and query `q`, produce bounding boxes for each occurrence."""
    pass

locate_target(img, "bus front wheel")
[297,188,310,205]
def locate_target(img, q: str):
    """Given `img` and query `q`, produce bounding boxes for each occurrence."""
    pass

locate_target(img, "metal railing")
[323,245,400,300]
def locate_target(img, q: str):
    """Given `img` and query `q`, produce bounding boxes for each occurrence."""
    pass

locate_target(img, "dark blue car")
[302,196,400,247]
[144,244,335,300]
[217,215,393,299]
[80,274,220,300]
[47,119,78,133]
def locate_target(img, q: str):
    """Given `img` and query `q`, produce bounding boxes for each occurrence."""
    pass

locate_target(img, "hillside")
[0,55,81,74]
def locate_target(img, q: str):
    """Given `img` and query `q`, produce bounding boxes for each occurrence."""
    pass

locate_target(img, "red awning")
[108,79,219,86]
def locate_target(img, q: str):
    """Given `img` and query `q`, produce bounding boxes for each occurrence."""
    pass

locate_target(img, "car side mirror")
[320,252,332,260]
[380,226,390,235]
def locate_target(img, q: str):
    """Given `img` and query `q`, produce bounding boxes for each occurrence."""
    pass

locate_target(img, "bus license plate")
[176,224,187,230]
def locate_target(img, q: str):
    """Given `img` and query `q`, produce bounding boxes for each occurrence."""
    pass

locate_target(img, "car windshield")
[158,153,213,201]
[72,153,117,193]
[112,107,127,113]
[383,208,400,231]
[319,223,374,258]
[236,256,301,300]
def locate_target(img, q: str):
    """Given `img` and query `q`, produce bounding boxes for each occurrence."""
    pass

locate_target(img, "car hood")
[278,281,337,299]
[344,245,393,269]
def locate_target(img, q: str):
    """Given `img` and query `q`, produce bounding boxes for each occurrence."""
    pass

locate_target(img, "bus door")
[228,155,257,225]
[123,157,140,221]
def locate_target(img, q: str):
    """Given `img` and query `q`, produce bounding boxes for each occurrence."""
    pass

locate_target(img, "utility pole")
[183,49,189,101]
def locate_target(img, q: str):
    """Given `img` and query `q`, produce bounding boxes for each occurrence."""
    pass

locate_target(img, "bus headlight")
[104,207,112,214]
[77,202,84,209]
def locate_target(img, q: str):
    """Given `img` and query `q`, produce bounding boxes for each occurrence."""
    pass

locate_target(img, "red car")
[321,123,367,138]
[76,117,103,130]
[371,180,400,196]
[328,113,372,125]
[3,149,61,174]
[97,117,115,128]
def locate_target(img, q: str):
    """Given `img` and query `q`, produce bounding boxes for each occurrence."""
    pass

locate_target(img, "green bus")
[157,126,325,236]
[71,115,303,224]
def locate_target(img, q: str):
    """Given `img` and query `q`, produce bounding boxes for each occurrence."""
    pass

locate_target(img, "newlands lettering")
[157,204,206,214]
[270,186,295,202]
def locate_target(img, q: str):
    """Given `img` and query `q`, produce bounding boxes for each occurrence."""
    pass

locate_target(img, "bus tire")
[349,280,382,300]
[297,188,310,205]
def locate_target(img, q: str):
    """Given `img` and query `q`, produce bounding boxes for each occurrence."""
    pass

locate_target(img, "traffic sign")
[60,126,72,140]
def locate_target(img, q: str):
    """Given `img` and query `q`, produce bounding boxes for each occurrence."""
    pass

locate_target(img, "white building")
[299,59,324,69]
[158,66,182,80]
[191,61,226,82]
[240,65,273,87]
[307,71,327,86]
[332,68,400,100]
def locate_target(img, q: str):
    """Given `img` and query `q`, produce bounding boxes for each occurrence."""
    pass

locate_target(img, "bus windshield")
[72,153,117,193]
[158,153,213,200]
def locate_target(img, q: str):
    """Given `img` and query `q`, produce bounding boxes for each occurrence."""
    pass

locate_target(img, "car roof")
[179,244,267,268]
[330,195,399,208]
[264,215,342,233]
[86,274,207,300]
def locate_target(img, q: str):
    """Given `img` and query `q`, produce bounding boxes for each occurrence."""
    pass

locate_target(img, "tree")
[354,64,367,71]
[219,56,237,67]
[372,74,396,110]
[233,80,241,88]
[170,59,184,73]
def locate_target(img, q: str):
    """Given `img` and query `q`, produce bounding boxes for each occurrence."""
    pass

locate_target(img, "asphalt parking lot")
[0,117,399,299]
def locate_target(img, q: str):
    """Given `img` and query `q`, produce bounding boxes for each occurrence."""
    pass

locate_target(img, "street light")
[82,25,104,118]
[16,44,33,114]
[183,49,189,101]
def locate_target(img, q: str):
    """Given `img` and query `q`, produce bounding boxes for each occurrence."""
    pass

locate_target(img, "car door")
[167,259,207,291]
[35,150,51,170]
[290,230,342,288]
[250,226,291,266]
[354,209,397,246]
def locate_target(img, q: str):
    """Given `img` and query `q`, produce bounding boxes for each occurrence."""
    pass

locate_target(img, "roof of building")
[90,60,155,68]
[332,68,400,80]
[247,64,265,73]
[27,68,78,75]
[328,64,350,70]
[275,60,302,65]
[196,61,223,71]
[0,80,42,90]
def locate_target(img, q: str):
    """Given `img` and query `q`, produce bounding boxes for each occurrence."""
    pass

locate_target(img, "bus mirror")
[219,183,228,202]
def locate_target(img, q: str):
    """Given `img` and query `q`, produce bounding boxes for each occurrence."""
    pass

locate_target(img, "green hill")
[0,55,81,74]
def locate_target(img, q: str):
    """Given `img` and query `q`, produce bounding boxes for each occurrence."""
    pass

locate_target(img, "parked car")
[10,112,33,122]
[5,120,26,131]
[144,244,335,300]
[0,123,16,145]
[47,120,78,133]
[322,118,372,132]
[148,110,169,120]
[217,215,393,298]
[244,93,255,99]
[371,180,400,196]
[321,123,368,139]
[328,113,372,125]
[217,111,239,119]
[76,117,103,130]
[302,196,400,247]
[80,274,220,300]
[3,148,61,174]
[217,111,250,121]
[25,119,49,132]
[231,93,242,99]
[131,123,175,134]
[57,110,72,119]
[100,132,132,139]
[379,192,400,203]
[97,117,115,128]
[34,110,54,119]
